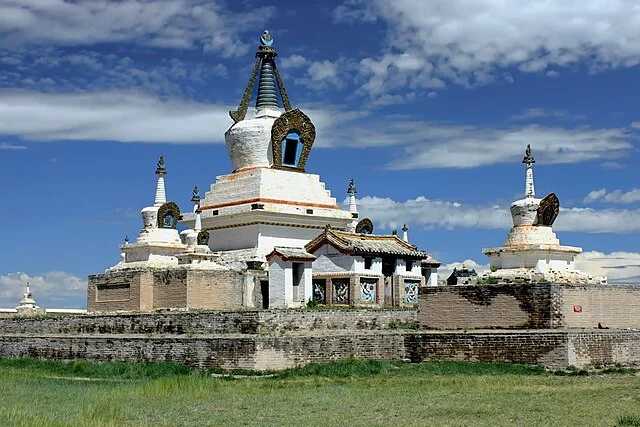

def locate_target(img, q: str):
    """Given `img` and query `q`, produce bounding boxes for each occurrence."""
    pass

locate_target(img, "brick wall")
[418,284,552,330]
[404,331,569,368]
[554,284,640,329]
[2,330,639,369]
[0,309,418,335]
[186,270,244,310]
[88,270,144,312]
[153,269,187,309]
[567,330,640,367]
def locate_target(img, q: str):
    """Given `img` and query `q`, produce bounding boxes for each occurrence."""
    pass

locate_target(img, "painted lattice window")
[332,278,350,304]
[312,279,326,304]
[359,278,377,303]
[404,280,420,304]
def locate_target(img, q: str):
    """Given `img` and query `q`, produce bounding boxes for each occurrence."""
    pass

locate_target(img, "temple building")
[87,31,439,312]
[305,224,440,308]
[482,145,606,284]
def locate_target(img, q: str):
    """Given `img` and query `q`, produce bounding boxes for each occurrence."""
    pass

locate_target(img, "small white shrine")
[110,157,219,272]
[15,285,45,316]
[482,145,606,284]
[181,31,352,260]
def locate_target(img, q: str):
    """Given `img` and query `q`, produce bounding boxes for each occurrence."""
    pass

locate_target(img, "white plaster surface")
[225,115,278,171]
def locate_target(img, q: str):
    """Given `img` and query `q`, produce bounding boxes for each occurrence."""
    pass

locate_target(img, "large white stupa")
[181,31,352,259]
[482,145,606,284]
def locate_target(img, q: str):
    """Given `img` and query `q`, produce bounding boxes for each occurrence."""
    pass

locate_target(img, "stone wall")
[418,283,640,330]
[0,309,418,335]
[418,284,552,330]
[554,284,640,329]
[186,270,244,310]
[404,331,569,368]
[2,329,639,369]
[88,268,247,312]
[567,330,640,367]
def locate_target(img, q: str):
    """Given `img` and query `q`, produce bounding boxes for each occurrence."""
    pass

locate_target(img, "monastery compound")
[1,32,639,371]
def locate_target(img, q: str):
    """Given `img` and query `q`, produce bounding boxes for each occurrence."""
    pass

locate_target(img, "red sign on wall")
[573,305,583,313]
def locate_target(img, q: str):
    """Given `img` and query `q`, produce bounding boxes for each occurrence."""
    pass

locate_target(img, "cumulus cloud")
[337,0,640,96]
[575,251,640,284]
[356,195,640,234]
[0,0,274,57]
[0,271,87,309]
[583,188,640,204]
[438,259,490,283]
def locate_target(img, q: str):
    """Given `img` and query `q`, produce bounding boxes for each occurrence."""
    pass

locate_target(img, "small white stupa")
[15,284,45,316]
[482,145,606,284]
[110,157,217,270]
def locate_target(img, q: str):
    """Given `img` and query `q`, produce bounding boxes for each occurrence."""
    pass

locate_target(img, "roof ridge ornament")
[229,30,292,124]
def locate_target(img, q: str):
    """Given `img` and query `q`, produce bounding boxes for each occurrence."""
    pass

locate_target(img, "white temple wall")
[489,250,577,272]
[257,225,324,257]
[268,258,288,309]
[209,225,260,252]
[353,256,382,274]
[395,260,423,277]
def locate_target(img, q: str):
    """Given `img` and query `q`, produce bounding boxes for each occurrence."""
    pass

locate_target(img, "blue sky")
[1,0,640,307]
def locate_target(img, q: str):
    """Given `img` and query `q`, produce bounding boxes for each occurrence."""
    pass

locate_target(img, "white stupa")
[110,157,219,271]
[482,145,606,284]
[181,31,352,259]
[15,284,45,315]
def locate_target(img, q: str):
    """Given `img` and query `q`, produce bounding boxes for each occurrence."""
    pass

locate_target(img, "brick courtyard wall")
[567,330,640,367]
[418,284,553,330]
[0,309,418,335]
[152,269,187,309]
[87,270,146,313]
[554,284,640,329]
[186,270,244,310]
[404,331,569,368]
[2,330,638,369]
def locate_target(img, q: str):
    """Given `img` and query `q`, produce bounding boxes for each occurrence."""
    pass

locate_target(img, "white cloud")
[575,251,640,284]
[322,117,635,169]
[280,54,309,69]
[511,108,586,122]
[583,188,640,204]
[356,195,640,234]
[0,0,274,57]
[0,142,26,150]
[0,271,87,309]
[338,0,640,95]
[0,90,232,143]
[438,259,490,282]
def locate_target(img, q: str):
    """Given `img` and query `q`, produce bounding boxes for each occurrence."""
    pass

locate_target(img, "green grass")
[0,358,638,426]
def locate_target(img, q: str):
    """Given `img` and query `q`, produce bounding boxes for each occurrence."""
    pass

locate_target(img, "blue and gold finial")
[260,30,273,46]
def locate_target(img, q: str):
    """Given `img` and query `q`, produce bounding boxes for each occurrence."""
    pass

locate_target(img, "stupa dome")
[225,109,279,171]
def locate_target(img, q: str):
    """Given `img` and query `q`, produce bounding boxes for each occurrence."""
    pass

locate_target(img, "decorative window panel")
[312,279,326,304]
[359,278,377,303]
[96,283,131,302]
[403,280,420,304]
[332,278,350,304]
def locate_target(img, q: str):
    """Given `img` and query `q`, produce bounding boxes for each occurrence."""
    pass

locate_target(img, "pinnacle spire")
[522,145,535,198]
[154,156,167,207]
[229,30,292,123]
[347,179,358,232]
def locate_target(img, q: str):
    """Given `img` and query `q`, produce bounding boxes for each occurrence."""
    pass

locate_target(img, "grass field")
[0,358,639,426]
